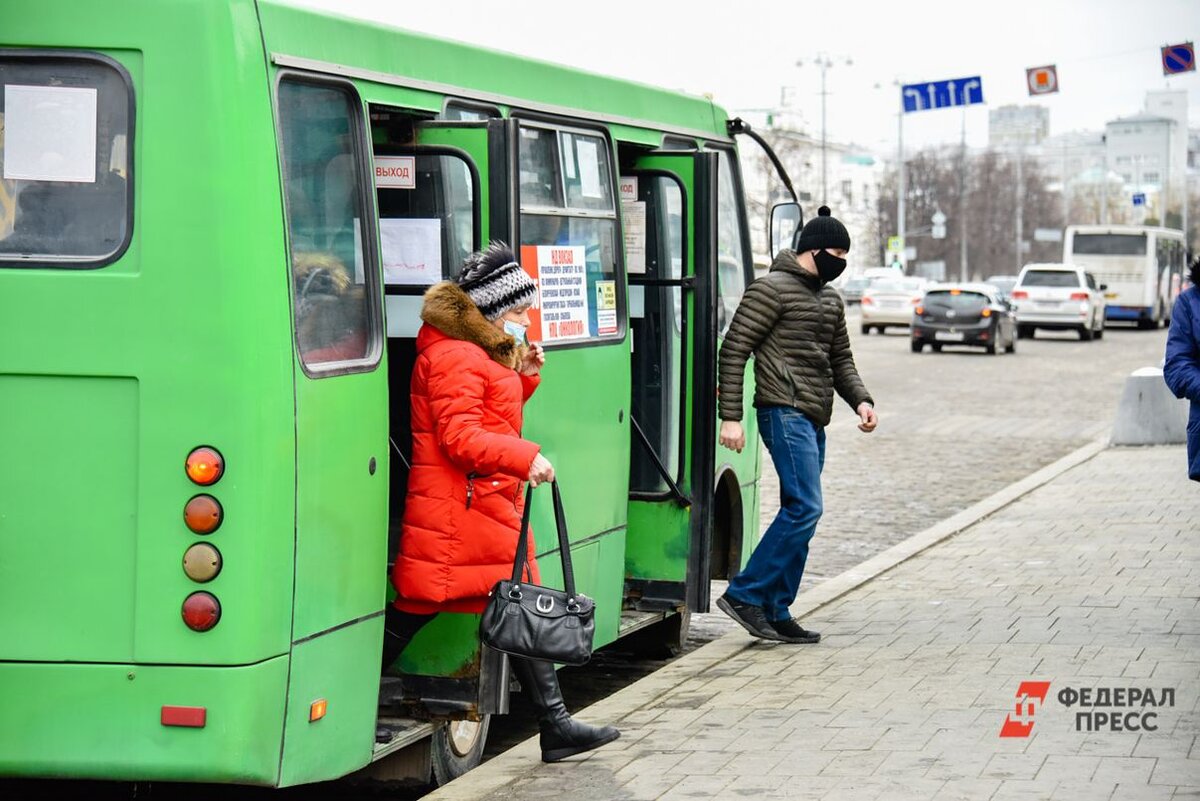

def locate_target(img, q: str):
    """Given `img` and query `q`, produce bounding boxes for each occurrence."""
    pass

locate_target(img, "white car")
[859,277,927,334]
[1011,263,1107,340]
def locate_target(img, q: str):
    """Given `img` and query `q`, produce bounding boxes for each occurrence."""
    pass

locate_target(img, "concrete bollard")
[1110,366,1190,446]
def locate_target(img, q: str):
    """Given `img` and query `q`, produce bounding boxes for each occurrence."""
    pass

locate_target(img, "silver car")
[1011,263,1107,340]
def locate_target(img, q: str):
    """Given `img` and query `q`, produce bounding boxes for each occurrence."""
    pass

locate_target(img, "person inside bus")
[714,206,878,643]
[1164,255,1200,482]
[381,241,620,762]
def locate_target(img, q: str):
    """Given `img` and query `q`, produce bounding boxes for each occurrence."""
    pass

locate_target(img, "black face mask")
[813,249,847,283]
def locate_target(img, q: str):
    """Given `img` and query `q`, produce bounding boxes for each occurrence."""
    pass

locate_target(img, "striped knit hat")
[457,241,538,321]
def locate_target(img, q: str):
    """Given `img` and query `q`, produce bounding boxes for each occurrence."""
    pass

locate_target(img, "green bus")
[0,0,800,788]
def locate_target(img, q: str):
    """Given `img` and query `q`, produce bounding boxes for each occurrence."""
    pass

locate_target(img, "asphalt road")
[4,313,1172,800]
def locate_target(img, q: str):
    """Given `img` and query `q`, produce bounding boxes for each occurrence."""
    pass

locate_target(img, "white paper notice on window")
[576,139,603,199]
[380,217,443,286]
[3,85,98,183]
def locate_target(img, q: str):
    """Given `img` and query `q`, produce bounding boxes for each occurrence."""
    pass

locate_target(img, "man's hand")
[856,402,878,433]
[719,420,746,453]
[518,343,545,376]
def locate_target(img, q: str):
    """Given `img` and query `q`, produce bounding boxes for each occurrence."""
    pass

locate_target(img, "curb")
[422,436,1111,799]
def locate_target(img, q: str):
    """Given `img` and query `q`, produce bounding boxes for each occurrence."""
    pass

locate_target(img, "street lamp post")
[797,53,852,205]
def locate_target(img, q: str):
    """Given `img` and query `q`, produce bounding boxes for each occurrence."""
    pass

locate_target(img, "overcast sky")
[287,0,1198,153]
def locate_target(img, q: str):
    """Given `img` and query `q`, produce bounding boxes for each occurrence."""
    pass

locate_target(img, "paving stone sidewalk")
[428,444,1200,801]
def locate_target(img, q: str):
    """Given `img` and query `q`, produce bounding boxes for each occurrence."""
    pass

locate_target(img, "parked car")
[860,277,926,334]
[911,284,1017,354]
[1011,263,1107,340]
[983,274,1018,302]
[839,276,871,305]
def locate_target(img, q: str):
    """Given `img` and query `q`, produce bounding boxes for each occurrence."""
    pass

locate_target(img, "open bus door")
[624,151,719,616]
[371,116,516,780]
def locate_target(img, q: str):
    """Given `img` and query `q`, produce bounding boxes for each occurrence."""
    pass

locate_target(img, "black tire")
[1079,324,1094,341]
[431,716,491,786]
[1005,335,1016,354]
[911,341,924,353]
[1017,325,1034,339]
[931,343,943,353]
[986,342,997,354]
[1136,317,1155,330]
[861,324,870,335]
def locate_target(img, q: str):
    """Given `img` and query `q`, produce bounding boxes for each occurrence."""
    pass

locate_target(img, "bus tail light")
[185,495,223,534]
[182,592,221,632]
[186,447,224,486]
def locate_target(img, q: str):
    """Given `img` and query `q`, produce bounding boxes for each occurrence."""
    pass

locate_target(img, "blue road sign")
[1162,42,1196,75]
[1133,193,1146,207]
[902,77,985,113]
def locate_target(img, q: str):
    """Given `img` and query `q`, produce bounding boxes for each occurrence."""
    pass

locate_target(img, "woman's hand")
[528,453,555,487]
[518,342,545,376]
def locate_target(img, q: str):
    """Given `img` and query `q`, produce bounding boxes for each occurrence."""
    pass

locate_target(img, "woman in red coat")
[382,242,618,763]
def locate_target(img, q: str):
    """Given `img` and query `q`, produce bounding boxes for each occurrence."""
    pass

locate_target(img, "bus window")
[278,78,379,370]
[630,175,684,493]
[1072,233,1147,255]
[0,54,132,266]
[518,123,622,344]
[715,149,748,336]
[376,153,477,286]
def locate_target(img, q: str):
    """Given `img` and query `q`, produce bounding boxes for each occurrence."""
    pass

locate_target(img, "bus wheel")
[431,716,490,785]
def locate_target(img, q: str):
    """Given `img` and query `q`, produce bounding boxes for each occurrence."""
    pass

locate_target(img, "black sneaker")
[716,594,782,640]
[769,617,820,644]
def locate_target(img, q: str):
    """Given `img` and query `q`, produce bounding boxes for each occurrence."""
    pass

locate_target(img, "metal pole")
[1062,137,1070,225]
[959,106,968,281]
[897,95,905,268]
[1101,136,1109,224]
[820,60,827,204]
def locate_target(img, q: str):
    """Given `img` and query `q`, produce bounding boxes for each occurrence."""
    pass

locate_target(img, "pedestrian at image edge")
[715,206,878,643]
[1164,256,1200,482]
[380,242,619,763]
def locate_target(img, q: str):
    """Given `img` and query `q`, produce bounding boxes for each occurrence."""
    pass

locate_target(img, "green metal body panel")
[278,618,380,787]
[0,659,288,783]
[625,501,690,582]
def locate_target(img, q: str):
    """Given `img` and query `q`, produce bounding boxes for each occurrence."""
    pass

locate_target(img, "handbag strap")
[509,480,577,601]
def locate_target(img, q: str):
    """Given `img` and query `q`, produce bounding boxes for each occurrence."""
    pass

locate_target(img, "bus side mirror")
[770,202,802,259]
[1099,283,1108,291]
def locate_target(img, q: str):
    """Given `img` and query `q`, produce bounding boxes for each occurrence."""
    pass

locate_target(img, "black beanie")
[793,206,851,253]
[457,241,538,321]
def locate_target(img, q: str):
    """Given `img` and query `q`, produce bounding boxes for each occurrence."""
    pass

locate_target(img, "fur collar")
[421,281,524,369]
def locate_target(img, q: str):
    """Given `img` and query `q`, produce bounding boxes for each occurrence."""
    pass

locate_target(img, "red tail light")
[1069,292,1089,301]
[1012,290,1029,300]
[861,296,875,306]
[182,592,221,632]
[915,305,924,315]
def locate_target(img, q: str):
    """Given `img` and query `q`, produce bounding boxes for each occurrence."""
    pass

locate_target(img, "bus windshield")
[1072,234,1147,256]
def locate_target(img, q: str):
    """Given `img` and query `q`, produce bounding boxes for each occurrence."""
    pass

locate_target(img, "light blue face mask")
[503,319,527,345]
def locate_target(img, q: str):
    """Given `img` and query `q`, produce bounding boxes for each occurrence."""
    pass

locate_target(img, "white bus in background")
[1063,225,1187,329]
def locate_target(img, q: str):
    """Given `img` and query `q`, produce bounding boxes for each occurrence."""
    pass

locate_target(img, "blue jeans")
[726,406,825,622]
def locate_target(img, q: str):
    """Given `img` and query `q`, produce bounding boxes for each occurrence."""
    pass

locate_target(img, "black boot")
[378,608,436,744]
[510,656,620,762]
[381,607,436,673]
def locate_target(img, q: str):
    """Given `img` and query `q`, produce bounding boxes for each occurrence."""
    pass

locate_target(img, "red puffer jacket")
[391,282,541,614]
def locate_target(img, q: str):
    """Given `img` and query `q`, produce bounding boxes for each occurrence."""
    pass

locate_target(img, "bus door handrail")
[629,414,691,508]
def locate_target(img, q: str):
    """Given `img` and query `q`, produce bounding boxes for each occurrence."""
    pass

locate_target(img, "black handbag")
[479,480,595,666]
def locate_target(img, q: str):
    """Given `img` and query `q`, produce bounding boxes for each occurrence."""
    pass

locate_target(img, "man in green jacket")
[716,206,877,643]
